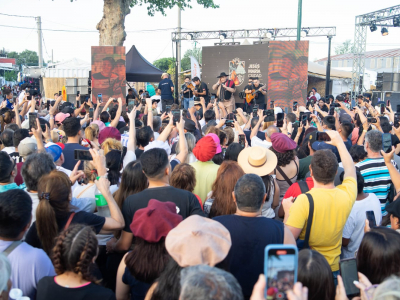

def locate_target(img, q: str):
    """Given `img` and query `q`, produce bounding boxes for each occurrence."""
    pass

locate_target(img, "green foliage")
[4,71,18,82]
[181,46,202,71]
[7,50,39,67]
[153,57,175,72]
[334,40,355,55]
[130,0,219,16]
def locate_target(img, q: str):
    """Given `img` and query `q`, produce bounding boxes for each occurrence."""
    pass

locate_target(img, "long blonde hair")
[85,124,99,141]
[101,138,122,155]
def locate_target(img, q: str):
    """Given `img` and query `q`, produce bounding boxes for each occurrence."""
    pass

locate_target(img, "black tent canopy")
[125,45,163,82]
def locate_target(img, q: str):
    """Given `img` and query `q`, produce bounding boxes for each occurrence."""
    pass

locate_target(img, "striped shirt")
[356,158,397,216]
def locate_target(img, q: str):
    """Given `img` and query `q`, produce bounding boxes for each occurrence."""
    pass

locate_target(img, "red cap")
[130,199,182,243]
[55,142,65,150]
[98,127,121,145]
[271,133,297,153]
[192,136,217,162]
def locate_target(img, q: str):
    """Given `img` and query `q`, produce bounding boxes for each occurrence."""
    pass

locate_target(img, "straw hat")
[237,146,277,176]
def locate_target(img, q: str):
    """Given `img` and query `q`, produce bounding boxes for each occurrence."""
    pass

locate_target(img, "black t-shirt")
[391,134,400,146]
[37,276,115,300]
[214,215,284,299]
[135,148,144,159]
[221,80,235,100]
[25,211,105,250]
[8,151,22,163]
[181,83,194,98]
[122,186,204,232]
[196,82,209,100]
[252,84,265,105]
[62,143,88,171]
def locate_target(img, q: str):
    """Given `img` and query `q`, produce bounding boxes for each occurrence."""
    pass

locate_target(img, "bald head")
[265,125,278,142]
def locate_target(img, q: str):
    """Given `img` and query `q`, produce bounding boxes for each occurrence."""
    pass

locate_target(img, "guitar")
[245,87,267,104]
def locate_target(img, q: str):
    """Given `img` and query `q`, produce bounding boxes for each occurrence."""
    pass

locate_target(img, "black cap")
[61,107,74,115]
[386,200,400,218]
[184,118,196,132]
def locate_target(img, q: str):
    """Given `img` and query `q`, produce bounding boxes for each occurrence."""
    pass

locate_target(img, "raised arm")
[311,115,323,132]
[126,106,137,153]
[14,101,21,128]
[250,110,263,139]
[175,118,188,163]
[157,112,173,142]
[145,98,153,130]
[212,80,220,91]
[110,98,122,128]
[357,121,370,146]
[93,100,101,121]
[326,130,356,180]
[381,147,400,193]
[236,107,248,125]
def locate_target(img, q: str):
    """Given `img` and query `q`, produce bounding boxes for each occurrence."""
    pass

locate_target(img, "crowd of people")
[1,75,400,300]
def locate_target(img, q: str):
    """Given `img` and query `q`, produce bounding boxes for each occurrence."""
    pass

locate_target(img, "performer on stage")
[181,76,194,109]
[212,72,236,113]
[193,77,209,104]
[244,77,267,111]
[243,77,254,113]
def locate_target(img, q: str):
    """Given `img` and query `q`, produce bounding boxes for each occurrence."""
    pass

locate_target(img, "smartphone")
[12,95,17,103]
[316,131,331,141]
[253,105,259,118]
[112,98,118,103]
[225,120,234,127]
[40,124,46,132]
[59,91,62,96]
[28,112,37,130]
[302,114,308,126]
[239,134,245,148]
[382,133,392,153]
[211,95,216,103]
[270,101,274,109]
[380,103,385,115]
[172,109,180,124]
[329,106,335,116]
[366,210,376,228]
[222,147,227,157]
[74,149,93,161]
[293,101,297,112]
[265,245,298,300]
[89,108,94,118]
[26,92,32,101]
[397,105,400,114]
[276,112,284,128]
[76,100,80,108]
[46,100,50,110]
[367,117,377,123]
[98,93,102,103]
[394,117,400,129]
[339,258,360,298]
[77,91,80,96]
[165,105,171,114]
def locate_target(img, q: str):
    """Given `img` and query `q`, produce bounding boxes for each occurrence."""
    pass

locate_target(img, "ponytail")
[36,195,58,255]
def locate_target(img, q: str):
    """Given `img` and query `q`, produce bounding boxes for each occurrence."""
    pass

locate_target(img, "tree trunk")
[97,0,131,46]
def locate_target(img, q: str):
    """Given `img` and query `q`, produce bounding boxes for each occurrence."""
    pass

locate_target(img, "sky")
[0,0,399,65]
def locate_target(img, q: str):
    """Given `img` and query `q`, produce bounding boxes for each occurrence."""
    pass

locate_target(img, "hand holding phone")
[366,211,376,228]
[339,258,360,298]
[74,150,93,161]
[276,112,284,128]
[265,245,298,300]
[28,112,38,130]
[239,134,245,148]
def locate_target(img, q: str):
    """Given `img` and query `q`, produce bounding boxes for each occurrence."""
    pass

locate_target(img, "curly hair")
[52,224,99,283]
[270,147,296,167]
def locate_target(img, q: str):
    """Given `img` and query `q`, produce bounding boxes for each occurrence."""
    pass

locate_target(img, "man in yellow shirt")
[283,130,357,284]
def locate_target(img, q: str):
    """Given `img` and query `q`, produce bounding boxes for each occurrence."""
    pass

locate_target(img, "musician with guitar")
[244,77,267,111]
[181,76,195,109]
[193,77,209,104]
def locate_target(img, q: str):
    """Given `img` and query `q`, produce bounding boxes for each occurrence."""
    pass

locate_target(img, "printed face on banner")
[267,41,309,108]
[91,46,126,105]
[229,58,245,86]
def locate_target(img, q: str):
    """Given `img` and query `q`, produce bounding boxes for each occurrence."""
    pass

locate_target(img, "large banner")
[91,46,126,105]
[268,41,309,108]
[191,56,201,80]
[202,44,270,103]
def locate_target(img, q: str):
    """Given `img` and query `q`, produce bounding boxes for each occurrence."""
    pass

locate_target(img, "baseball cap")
[386,200,400,219]
[55,113,70,124]
[18,137,37,157]
[45,142,63,162]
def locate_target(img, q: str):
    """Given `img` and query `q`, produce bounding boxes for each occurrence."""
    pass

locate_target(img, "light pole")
[325,36,332,98]
[296,0,302,41]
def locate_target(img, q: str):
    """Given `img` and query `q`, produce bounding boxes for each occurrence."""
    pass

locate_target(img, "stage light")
[300,29,308,38]
[370,22,377,32]
[266,31,273,39]
[381,27,389,36]
[394,16,400,27]
[219,33,227,41]
[186,34,193,40]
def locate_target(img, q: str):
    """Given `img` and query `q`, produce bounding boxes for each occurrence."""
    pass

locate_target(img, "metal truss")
[351,5,400,103]
[172,27,336,41]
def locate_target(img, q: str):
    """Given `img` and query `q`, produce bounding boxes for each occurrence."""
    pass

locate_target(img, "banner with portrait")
[267,41,309,108]
[91,46,126,105]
